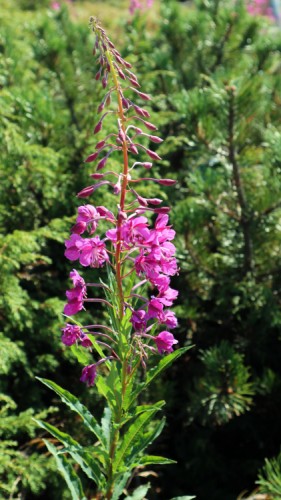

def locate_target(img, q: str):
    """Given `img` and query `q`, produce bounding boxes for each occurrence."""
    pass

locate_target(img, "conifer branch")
[227,85,254,275]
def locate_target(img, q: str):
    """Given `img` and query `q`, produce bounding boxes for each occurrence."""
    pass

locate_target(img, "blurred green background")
[1,0,281,498]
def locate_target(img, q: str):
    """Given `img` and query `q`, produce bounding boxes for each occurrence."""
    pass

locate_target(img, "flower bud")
[157,179,176,186]
[85,152,100,163]
[145,149,162,160]
[129,77,140,88]
[143,120,158,131]
[129,144,139,155]
[149,135,163,144]
[90,173,104,179]
[97,156,108,170]
[117,67,126,80]
[94,120,103,134]
[77,185,95,198]
[134,105,150,118]
[95,140,106,150]
[131,88,151,101]
[97,102,105,113]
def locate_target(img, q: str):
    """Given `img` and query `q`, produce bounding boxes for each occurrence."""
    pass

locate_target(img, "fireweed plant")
[36,18,191,500]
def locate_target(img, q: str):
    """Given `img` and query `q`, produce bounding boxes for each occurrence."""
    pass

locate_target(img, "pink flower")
[65,234,83,261]
[147,297,164,320]
[150,274,170,293]
[158,286,178,307]
[147,214,175,245]
[80,332,93,347]
[80,364,97,386]
[76,204,99,234]
[51,1,60,10]
[65,235,109,268]
[64,270,87,316]
[122,216,150,246]
[154,331,178,354]
[131,309,147,331]
[129,0,142,15]
[61,324,82,345]
[79,236,109,268]
[160,310,178,329]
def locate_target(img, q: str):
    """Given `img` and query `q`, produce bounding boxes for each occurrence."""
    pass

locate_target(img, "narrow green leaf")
[113,409,160,473]
[111,470,132,500]
[87,334,107,362]
[101,406,112,448]
[70,344,92,365]
[125,347,193,411]
[145,346,193,388]
[43,439,86,500]
[125,483,151,500]
[35,419,103,485]
[135,401,166,416]
[137,455,177,466]
[127,418,166,466]
[37,378,107,448]
[170,496,196,500]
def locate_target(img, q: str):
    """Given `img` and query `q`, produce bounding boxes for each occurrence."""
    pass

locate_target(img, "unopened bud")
[77,185,95,198]
[129,77,140,88]
[97,102,105,113]
[95,140,106,150]
[146,149,162,161]
[102,74,108,88]
[157,179,176,186]
[117,68,126,80]
[94,120,103,134]
[153,206,170,213]
[123,60,132,69]
[85,151,100,163]
[71,221,87,234]
[143,120,157,131]
[90,173,104,179]
[129,144,138,155]
[149,135,163,144]
[97,156,108,170]
[134,105,150,118]
[131,88,151,101]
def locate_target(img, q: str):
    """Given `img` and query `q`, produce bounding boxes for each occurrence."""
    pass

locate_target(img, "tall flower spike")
[62,18,178,390]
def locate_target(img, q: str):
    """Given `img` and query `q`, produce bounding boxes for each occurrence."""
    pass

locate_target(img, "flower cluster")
[62,18,178,387]
[247,0,278,21]
[129,0,154,16]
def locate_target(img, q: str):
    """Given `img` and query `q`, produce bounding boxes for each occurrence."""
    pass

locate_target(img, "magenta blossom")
[75,204,99,235]
[64,269,86,316]
[65,234,109,268]
[80,364,97,386]
[154,331,178,354]
[160,310,178,329]
[131,309,147,331]
[61,324,82,345]
[79,236,109,267]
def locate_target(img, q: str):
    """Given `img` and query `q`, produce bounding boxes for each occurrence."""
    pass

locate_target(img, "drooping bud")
[145,148,162,161]
[94,120,103,134]
[96,156,108,170]
[133,105,150,118]
[85,151,100,163]
[148,135,163,144]
[131,88,151,101]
